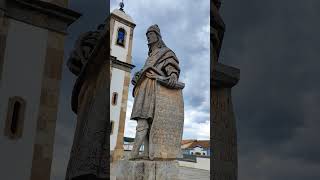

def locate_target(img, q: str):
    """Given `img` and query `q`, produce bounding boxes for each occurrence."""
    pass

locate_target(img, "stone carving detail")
[113,160,180,180]
[65,23,110,180]
[212,0,225,63]
[129,24,185,160]
[212,1,240,180]
[114,24,184,180]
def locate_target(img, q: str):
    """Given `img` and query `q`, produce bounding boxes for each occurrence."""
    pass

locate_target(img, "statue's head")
[146,24,161,44]
[214,0,221,9]
[146,24,167,55]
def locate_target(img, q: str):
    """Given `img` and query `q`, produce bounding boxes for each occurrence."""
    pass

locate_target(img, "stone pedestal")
[112,160,180,180]
[212,63,239,180]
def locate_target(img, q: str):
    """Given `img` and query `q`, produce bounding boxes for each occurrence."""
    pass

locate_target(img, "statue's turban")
[146,24,161,37]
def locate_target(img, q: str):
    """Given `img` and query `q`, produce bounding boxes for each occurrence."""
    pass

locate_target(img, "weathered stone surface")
[30,30,65,180]
[149,83,184,159]
[129,24,185,161]
[212,1,239,180]
[112,160,180,180]
[213,63,240,88]
[65,23,110,179]
[1,0,81,34]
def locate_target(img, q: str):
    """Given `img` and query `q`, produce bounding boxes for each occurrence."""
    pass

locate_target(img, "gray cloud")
[218,0,320,179]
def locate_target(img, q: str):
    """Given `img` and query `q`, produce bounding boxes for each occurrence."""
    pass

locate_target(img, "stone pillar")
[212,63,239,180]
[112,71,131,162]
[0,5,8,85]
[212,0,240,179]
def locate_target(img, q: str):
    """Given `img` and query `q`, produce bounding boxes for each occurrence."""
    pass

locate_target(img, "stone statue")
[112,24,184,180]
[129,24,185,160]
[65,23,109,180]
[212,0,225,62]
[212,1,240,180]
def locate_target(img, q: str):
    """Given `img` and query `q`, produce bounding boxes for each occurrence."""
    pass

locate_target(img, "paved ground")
[179,166,210,180]
[111,163,210,180]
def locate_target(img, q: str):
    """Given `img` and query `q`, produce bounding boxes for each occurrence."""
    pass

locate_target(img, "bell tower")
[0,0,80,179]
[109,2,136,161]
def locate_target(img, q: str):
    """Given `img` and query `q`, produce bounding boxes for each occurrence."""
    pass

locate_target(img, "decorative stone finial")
[119,0,125,11]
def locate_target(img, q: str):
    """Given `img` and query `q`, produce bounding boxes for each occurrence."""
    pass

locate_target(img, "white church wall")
[110,68,125,151]
[0,19,48,180]
[110,20,131,63]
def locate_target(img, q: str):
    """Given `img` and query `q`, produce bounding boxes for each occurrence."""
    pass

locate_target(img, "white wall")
[0,19,48,180]
[110,68,125,151]
[178,157,210,171]
[110,20,131,63]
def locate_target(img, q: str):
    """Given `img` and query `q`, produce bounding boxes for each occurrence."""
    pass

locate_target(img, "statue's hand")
[146,70,158,79]
[132,71,141,86]
[168,73,178,88]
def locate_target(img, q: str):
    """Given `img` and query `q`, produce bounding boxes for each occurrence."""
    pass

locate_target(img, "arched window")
[116,28,126,47]
[112,92,118,106]
[4,96,26,139]
[110,121,114,135]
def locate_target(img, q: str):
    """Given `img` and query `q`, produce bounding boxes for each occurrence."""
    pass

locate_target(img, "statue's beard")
[148,40,159,51]
[148,40,158,47]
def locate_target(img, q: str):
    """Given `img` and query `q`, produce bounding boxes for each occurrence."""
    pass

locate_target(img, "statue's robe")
[131,47,180,121]
[131,46,185,159]
[65,29,109,180]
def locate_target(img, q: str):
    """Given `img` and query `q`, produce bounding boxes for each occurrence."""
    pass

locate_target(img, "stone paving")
[179,166,210,180]
[110,163,210,180]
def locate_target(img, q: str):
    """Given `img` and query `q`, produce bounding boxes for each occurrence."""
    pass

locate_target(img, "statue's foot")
[140,152,149,160]
[129,154,149,161]
[129,152,139,160]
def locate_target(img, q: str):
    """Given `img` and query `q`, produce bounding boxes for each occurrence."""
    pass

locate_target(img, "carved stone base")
[112,160,180,180]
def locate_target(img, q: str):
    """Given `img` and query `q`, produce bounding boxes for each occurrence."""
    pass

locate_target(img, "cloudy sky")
[219,0,320,179]
[110,0,210,139]
[51,0,209,179]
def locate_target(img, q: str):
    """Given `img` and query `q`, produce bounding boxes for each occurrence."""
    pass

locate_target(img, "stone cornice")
[0,0,81,34]
[110,13,136,28]
[212,63,240,88]
[111,56,135,72]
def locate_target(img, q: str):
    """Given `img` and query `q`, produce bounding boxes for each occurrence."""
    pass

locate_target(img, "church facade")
[0,0,80,180]
[109,7,135,161]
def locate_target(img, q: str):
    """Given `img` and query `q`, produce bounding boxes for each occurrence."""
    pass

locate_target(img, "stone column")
[212,0,240,179]
[0,5,8,85]
[212,63,239,180]
[112,71,131,162]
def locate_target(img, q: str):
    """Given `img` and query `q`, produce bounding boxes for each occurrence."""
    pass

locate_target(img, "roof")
[181,140,210,149]
[111,9,134,24]
[181,139,196,145]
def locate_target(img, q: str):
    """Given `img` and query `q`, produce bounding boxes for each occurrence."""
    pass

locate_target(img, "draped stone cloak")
[65,27,108,179]
[131,46,185,160]
[131,47,180,121]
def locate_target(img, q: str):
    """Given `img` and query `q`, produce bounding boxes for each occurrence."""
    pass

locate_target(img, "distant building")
[181,140,210,156]
[123,137,144,151]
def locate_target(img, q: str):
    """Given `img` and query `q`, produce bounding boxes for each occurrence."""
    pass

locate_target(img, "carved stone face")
[147,31,158,45]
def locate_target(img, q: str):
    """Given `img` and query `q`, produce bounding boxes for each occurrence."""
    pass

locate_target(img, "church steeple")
[110,4,135,162]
